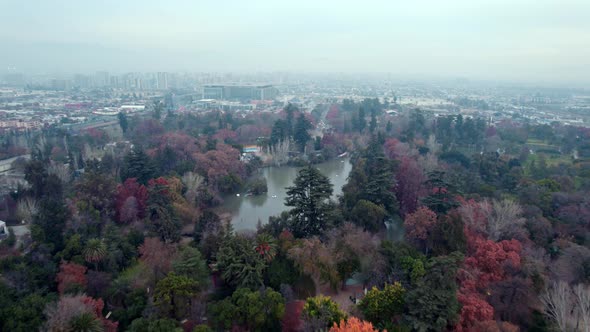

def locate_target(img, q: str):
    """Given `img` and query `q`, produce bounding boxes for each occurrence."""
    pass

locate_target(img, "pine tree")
[404,253,462,331]
[121,148,155,185]
[363,138,398,214]
[285,165,333,237]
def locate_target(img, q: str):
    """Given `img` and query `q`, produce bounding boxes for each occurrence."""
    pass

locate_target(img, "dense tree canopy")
[3,95,590,332]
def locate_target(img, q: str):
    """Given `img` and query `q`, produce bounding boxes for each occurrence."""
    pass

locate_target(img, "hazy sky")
[1,0,589,84]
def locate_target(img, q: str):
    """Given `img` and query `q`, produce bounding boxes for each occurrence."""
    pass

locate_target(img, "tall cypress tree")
[358,107,367,133]
[118,111,128,134]
[369,108,377,133]
[293,114,312,153]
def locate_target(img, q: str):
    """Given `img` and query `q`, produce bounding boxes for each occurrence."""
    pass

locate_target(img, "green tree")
[357,107,367,132]
[153,100,163,120]
[32,196,68,253]
[285,165,334,237]
[24,160,48,198]
[121,148,156,185]
[294,113,312,152]
[363,138,398,214]
[0,284,54,332]
[350,199,387,233]
[429,212,467,256]
[109,288,146,331]
[302,295,347,331]
[421,171,459,214]
[192,324,213,332]
[380,241,426,286]
[314,136,322,151]
[270,119,289,146]
[264,254,300,290]
[76,171,117,223]
[359,282,405,328]
[193,210,220,243]
[154,272,201,320]
[118,111,129,134]
[404,253,462,332]
[83,238,107,271]
[341,159,369,213]
[171,246,209,285]
[216,234,266,290]
[57,234,84,264]
[147,179,181,243]
[128,318,182,332]
[69,312,103,332]
[285,103,297,137]
[210,287,285,332]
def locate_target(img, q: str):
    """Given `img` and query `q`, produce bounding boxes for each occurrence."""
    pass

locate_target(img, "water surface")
[221,157,352,231]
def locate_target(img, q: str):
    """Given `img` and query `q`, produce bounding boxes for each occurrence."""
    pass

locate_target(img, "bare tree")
[271,139,291,166]
[418,153,439,175]
[83,143,104,161]
[48,161,72,184]
[487,199,525,241]
[44,295,94,331]
[458,199,491,235]
[541,281,575,332]
[181,171,204,204]
[574,284,590,332]
[34,135,48,160]
[16,197,39,223]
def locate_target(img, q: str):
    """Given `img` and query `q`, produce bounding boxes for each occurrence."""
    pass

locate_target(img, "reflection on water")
[221,158,352,231]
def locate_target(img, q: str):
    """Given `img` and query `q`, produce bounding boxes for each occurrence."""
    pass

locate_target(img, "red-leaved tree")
[115,178,148,223]
[330,317,379,332]
[404,206,438,253]
[456,232,523,331]
[139,237,176,282]
[282,300,305,332]
[56,261,88,295]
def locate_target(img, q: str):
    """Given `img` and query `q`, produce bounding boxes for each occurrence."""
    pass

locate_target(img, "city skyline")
[1,0,589,85]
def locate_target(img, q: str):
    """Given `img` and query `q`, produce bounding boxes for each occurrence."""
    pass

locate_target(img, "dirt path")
[317,283,365,313]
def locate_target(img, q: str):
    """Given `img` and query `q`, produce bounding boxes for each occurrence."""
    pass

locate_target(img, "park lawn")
[526,153,572,168]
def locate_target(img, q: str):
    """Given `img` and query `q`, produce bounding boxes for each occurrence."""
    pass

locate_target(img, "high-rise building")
[50,79,72,91]
[2,73,26,86]
[94,71,110,87]
[110,76,120,88]
[157,72,169,90]
[202,83,278,100]
[74,74,91,88]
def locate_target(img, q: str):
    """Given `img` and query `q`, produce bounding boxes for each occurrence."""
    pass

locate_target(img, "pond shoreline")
[217,157,352,231]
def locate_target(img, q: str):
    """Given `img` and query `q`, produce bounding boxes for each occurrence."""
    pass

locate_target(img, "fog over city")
[1,0,589,84]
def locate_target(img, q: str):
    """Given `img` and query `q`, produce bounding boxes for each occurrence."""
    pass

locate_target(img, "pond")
[220,157,352,231]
